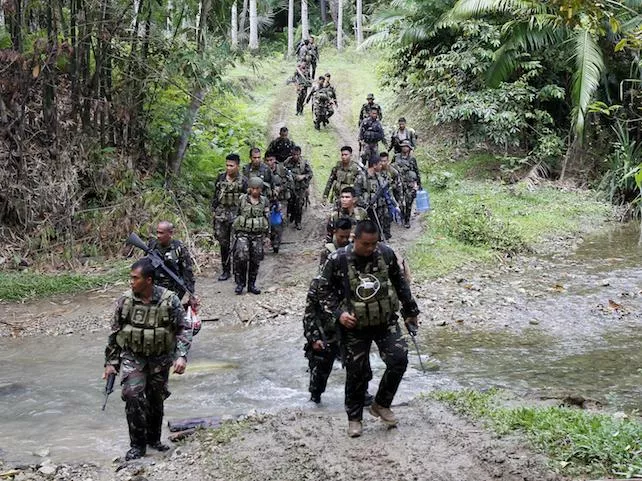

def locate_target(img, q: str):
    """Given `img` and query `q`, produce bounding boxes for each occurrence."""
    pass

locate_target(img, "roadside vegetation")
[433,389,642,479]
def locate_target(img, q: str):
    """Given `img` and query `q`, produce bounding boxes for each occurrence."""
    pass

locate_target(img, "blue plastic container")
[270,207,283,226]
[416,189,430,213]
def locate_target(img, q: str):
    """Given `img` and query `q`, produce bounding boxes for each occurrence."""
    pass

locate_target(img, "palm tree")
[356,0,363,45]
[288,0,294,56]
[442,0,642,145]
[337,0,343,50]
[231,1,238,50]
[249,0,258,50]
[302,0,309,39]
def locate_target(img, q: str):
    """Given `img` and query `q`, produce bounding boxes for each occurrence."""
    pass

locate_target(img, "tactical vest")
[116,288,175,356]
[149,241,182,291]
[286,160,310,190]
[362,174,386,207]
[362,121,383,143]
[341,248,399,327]
[273,165,291,200]
[233,194,269,233]
[335,163,358,190]
[217,175,245,209]
[394,156,416,184]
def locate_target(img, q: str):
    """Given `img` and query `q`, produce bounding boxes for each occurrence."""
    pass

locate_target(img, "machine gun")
[101,372,116,411]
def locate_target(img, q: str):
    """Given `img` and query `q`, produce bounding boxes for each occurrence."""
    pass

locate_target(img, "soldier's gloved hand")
[339,311,357,329]
[405,316,419,335]
[312,340,325,352]
[173,356,187,375]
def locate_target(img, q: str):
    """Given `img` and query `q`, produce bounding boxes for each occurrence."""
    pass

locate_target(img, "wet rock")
[38,464,57,475]
[528,319,539,325]
[34,449,50,458]
[600,279,610,286]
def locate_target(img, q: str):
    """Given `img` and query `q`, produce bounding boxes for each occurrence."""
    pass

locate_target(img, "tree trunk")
[337,0,343,50]
[320,0,327,24]
[329,0,338,27]
[238,0,248,44]
[287,0,294,56]
[248,0,258,50]
[168,0,212,178]
[355,0,362,46]
[301,0,308,40]
[231,2,238,50]
[166,0,173,38]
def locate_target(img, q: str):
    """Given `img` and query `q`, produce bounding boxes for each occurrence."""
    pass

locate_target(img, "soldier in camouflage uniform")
[306,76,332,130]
[265,153,293,253]
[392,140,422,228]
[289,61,311,116]
[358,107,387,166]
[103,258,192,460]
[284,146,313,230]
[354,155,392,240]
[358,93,382,126]
[325,186,368,242]
[322,146,362,205]
[147,221,198,309]
[317,220,420,438]
[266,127,296,164]
[379,152,403,230]
[309,36,319,79]
[389,117,418,154]
[212,154,248,281]
[232,176,270,295]
[243,147,274,199]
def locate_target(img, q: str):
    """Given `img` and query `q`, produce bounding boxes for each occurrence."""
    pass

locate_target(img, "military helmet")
[366,93,375,100]
[400,140,412,148]
[325,72,331,78]
[248,177,264,189]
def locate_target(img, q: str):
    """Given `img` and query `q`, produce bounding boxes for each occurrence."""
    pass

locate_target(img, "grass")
[0,262,129,302]
[432,389,642,478]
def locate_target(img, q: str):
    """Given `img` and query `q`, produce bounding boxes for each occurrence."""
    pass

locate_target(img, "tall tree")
[320,0,327,24]
[248,0,258,50]
[287,0,294,56]
[337,0,343,50]
[355,0,363,45]
[301,0,309,39]
[231,1,238,49]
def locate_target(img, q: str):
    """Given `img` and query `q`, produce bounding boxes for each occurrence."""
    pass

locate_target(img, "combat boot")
[364,391,374,407]
[310,392,321,404]
[235,284,244,295]
[247,284,261,295]
[218,271,231,281]
[247,268,261,295]
[347,420,363,438]
[125,446,146,461]
[148,441,170,452]
[369,402,398,426]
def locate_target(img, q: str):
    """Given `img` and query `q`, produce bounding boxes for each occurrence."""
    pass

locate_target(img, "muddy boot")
[364,391,374,407]
[347,420,363,438]
[148,441,170,452]
[369,402,398,426]
[218,270,231,281]
[234,272,245,295]
[310,392,321,404]
[125,446,146,461]
[314,121,320,130]
[219,246,231,280]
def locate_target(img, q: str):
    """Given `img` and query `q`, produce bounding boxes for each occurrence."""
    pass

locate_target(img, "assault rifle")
[126,232,194,298]
[102,372,116,411]
[368,178,403,226]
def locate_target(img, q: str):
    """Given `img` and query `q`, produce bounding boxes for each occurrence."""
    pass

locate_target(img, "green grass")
[432,389,642,478]
[0,262,129,301]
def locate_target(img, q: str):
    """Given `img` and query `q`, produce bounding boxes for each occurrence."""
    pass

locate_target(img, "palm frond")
[359,30,392,50]
[571,29,605,141]
[441,0,542,23]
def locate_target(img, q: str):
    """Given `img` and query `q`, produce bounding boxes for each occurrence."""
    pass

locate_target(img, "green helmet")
[248,177,264,189]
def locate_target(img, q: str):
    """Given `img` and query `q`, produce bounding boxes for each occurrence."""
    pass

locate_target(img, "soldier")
[103,258,192,460]
[284,145,313,230]
[317,219,420,438]
[265,153,293,253]
[379,152,403,232]
[212,153,248,281]
[324,73,337,105]
[243,147,274,199]
[308,35,319,79]
[389,117,418,154]
[354,155,392,240]
[289,61,311,116]
[358,107,387,166]
[358,93,382,126]
[306,76,332,129]
[147,221,199,310]
[232,177,270,295]
[325,186,368,242]
[322,146,361,205]
[392,140,422,228]
[266,127,296,164]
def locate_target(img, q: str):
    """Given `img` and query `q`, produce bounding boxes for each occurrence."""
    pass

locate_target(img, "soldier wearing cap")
[358,93,382,126]
[389,117,418,154]
[392,140,422,228]
[232,176,270,295]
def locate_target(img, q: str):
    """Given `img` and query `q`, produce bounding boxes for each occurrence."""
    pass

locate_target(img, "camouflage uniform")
[309,43,319,79]
[389,127,418,154]
[317,243,419,422]
[104,286,192,452]
[291,67,311,115]
[232,193,270,290]
[146,239,195,300]
[266,137,296,164]
[311,89,332,129]
[322,160,362,204]
[212,172,248,275]
[392,152,422,226]
[242,162,274,199]
[269,162,293,252]
[358,117,386,165]
[358,102,383,126]
[325,206,369,242]
[284,155,313,228]
[354,170,391,239]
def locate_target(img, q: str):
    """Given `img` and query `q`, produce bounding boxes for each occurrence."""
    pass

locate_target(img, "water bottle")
[416,189,430,213]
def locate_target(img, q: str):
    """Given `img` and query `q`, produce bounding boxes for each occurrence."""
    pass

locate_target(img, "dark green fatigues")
[212,173,248,274]
[147,239,195,300]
